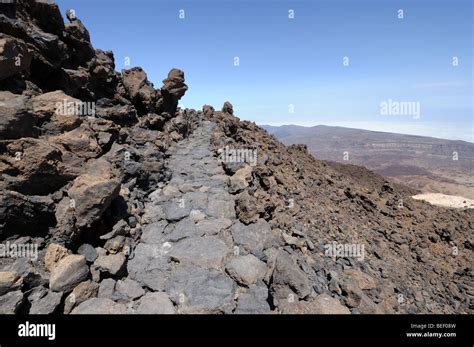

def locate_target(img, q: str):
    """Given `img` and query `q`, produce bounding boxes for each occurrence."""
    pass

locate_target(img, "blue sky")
[56,0,472,141]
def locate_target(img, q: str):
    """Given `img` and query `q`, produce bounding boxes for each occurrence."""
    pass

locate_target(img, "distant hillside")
[263,124,474,199]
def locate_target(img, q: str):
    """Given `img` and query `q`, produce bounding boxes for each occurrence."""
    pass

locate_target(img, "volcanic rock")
[0,290,24,314]
[225,254,267,286]
[44,243,69,271]
[0,272,23,295]
[29,289,63,314]
[70,297,128,314]
[63,280,99,313]
[221,101,233,115]
[158,68,187,116]
[136,292,175,314]
[166,265,235,314]
[93,253,127,277]
[0,35,33,81]
[0,0,472,317]
[49,255,89,292]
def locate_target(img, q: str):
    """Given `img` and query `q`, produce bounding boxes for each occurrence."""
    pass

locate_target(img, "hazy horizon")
[259,120,474,143]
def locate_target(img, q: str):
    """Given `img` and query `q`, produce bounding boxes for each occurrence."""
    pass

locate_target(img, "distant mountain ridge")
[263,124,474,199]
[262,124,473,145]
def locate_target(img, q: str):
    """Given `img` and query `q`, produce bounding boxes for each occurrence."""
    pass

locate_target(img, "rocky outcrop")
[221,101,233,115]
[121,67,157,115]
[0,0,196,313]
[0,137,72,195]
[0,0,192,244]
[0,91,37,139]
[0,34,33,81]
[158,68,187,116]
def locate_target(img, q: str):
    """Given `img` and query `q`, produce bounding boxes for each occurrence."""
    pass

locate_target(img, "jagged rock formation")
[0,0,193,244]
[0,0,472,314]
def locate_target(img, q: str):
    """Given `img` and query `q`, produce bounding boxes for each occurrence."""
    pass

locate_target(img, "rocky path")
[72,120,273,313]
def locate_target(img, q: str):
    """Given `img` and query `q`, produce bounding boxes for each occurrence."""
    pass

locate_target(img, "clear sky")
[56,0,473,141]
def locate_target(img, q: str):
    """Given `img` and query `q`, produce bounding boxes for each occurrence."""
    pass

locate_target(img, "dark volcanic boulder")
[202,104,214,117]
[29,0,66,36]
[87,50,119,99]
[0,138,72,195]
[122,67,157,114]
[0,34,33,81]
[62,10,95,67]
[31,90,83,134]
[48,67,90,98]
[55,160,121,243]
[0,12,67,80]
[0,190,55,237]
[139,113,166,130]
[221,101,233,115]
[157,68,188,116]
[96,99,138,125]
[0,91,38,139]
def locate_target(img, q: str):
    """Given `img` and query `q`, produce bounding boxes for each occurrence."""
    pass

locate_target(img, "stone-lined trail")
[72,120,273,313]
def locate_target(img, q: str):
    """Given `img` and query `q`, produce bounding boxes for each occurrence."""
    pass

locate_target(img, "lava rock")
[225,255,267,286]
[136,292,175,314]
[44,243,69,271]
[115,278,145,301]
[168,236,229,269]
[0,271,23,295]
[64,280,99,314]
[202,104,214,117]
[0,138,71,195]
[221,101,233,115]
[49,255,89,292]
[0,35,33,81]
[126,243,171,291]
[166,265,235,313]
[271,251,311,301]
[235,285,271,314]
[229,165,252,194]
[77,244,98,263]
[29,289,63,314]
[0,290,24,314]
[0,91,37,139]
[231,219,274,256]
[70,298,128,314]
[93,253,126,277]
